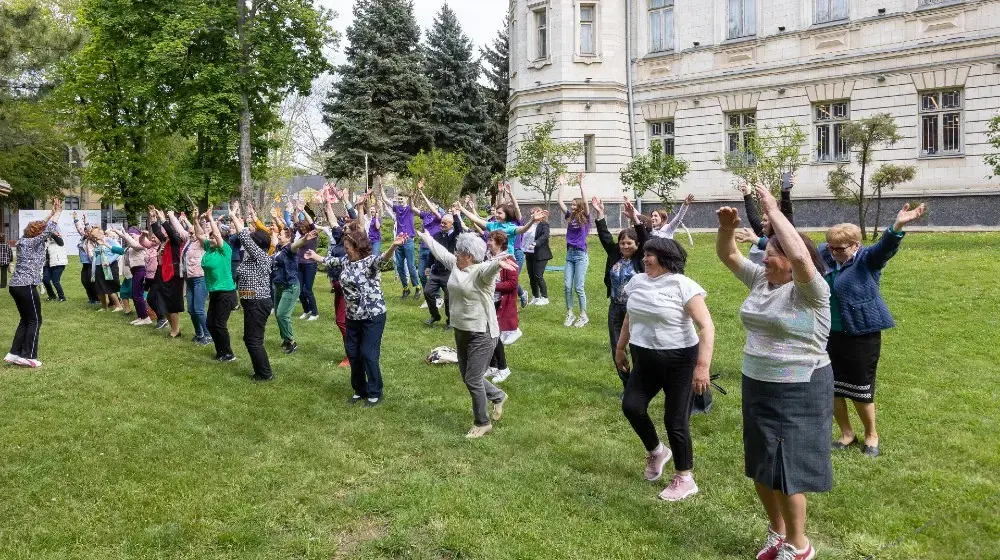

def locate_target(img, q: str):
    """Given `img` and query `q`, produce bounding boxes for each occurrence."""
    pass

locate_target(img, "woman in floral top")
[305,228,406,407]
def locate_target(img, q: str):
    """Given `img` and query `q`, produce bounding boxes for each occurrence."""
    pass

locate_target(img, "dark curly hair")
[618,228,638,245]
[343,229,372,259]
[643,237,687,274]
[250,229,271,251]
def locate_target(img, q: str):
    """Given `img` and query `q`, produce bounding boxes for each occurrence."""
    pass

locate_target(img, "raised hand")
[577,172,585,186]
[417,178,426,191]
[684,194,695,205]
[622,196,636,222]
[716,207,741,229]
[755,186,779,216]
[498,255,519,272]
[734,228,756,244]
[392,233,408,246]
[305,229,319,241]
[590,197,605,218]
[894,203,926,230]
[739,182,751,196]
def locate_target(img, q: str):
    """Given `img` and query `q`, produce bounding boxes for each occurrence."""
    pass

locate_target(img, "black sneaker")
[155,319,168,329]
[283,341,298,354]
[414,287,421,297]
[197,336,213,346]
[280,339,290,350]
[401,289,411,300]
[218,354,237,363]
[346,394,364,405]
[443,323,452,331]
[250,372,274,382]
[59,298,67,303]
[192,335,202,343]
[362,397,382,408]
[424,318,439,327]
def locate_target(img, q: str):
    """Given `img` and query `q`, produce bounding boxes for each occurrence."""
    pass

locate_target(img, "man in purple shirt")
[380,183,420,299]
[416,181,444,294]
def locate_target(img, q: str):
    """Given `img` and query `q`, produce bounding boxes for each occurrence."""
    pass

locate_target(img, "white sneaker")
[307,314,319,321]
[15,357,42,368]
[111,307,123,313]
[564,310,576,327]
[502,329,522,346]
[574,314,590,328]
[299,313,310,320]
[493,368,511,383]
[419,301,429,309]
[132,317,153,326]
[436,297,444,308]
[466,424,493,439]
[536,297,550,306]
[485,367,499,379]
[4,353,20,364]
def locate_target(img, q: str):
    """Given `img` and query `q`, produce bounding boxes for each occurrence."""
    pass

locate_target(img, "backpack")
[426,346,458,365]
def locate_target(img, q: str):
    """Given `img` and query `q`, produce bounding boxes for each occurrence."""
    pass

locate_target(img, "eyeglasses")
[828,245,854,253]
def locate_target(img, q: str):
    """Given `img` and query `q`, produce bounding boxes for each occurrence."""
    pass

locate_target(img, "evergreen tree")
[424,3,487,192]
[480,14,510,182]
[324,0,432,180]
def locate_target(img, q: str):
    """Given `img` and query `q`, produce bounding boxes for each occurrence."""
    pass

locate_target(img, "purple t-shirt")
[513,219,524,251]
[393,204,416,237]
[295,226,319,264]
[565,210,591,251]
[368,216,382,244]
[419,211,442,248]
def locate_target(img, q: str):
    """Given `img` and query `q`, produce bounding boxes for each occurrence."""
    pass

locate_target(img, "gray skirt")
[742,365,834,495]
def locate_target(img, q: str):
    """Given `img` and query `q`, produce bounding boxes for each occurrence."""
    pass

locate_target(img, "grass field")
[1,232,998,560]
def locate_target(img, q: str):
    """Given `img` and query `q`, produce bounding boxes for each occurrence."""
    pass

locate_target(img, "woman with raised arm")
[646,194,694,240]
[304,231,405,407]
[72,212,100,304]
[486,230,518,382]
[5,200,60,368]
[198,209,238,362]
[458,196,537,255]
[821,203,926,458]
[115,226,153,326]
[174,211,210,345]
[42,215,68,302]
[557,173,592,328]
[716,186,831,560]
[273,219,319,355]
[594,196,648,391]
[524,208,551,305]
[290,198,321,321]
[615,236,714,502]
[416,228,520,439]
[87,225,124,313]
[231,203,279,382]
[150,208,186,337]
[415,178,443,301]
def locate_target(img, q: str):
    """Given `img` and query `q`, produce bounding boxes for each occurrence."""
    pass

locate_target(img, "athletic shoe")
[419,300,429,309]
[4,353,20,365]
[284,341,298,354]
[414,287,421,297]
[307,314,319,321]
[443,323,452,331]
[132,317,152,326]
[363,397,382,408]
[493,368,511,383]
[775,542,815,560]
[15,357,42,368]
[112,307,124,313]
[197,336,213,346]
[574,314,590,328]
[58,298,66,303]
[347,394,363,405]
[217,354,237,363]
[645,444,673,481]
[563,310,576,327]
[424,318,440,327]
[155,319,168,329]
[401,288,410,300]
[338,358,351,368]
[757,527,786,560]
[465,424,492,439]
[502,329,522,346]
[192,335,202,343]
[519,291,528,308]
[658,473,699,501]
[485,367,499,379]
[250,372,274,382]
[527,297,537,306]
[535,297,549,306]
[491,394,507,421]
[299,312,310,320]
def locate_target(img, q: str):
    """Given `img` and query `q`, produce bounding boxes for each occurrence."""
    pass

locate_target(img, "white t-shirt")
[624,272,706,350]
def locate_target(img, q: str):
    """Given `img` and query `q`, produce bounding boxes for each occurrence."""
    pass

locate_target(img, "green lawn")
[1,233,998,560]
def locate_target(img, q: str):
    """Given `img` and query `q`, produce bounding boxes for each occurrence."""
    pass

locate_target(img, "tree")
[826,113,917,240]
[986,113,1000,179]
[509,120,583,204]
[480,14,510,194]
[406,149,470,205]
[323,0,432,181]
[619,141,690,210]
[721,122,807,195]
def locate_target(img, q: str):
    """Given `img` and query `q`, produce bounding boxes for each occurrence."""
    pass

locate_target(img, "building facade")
[508,0,1000,227]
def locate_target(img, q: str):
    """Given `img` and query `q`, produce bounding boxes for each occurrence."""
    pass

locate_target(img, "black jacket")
[596,218,648,299]
[426,214,463,276]
[530,221,552,261]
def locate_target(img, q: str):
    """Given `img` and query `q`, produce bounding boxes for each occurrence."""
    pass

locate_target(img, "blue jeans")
[345,312,387,399]
[372,241,382,257]
[514,248,526,299]
[417,246,431,288]
[186,277,208,338]
[297,262,319,315]
[564,248,589,313]
[393,238,418,289]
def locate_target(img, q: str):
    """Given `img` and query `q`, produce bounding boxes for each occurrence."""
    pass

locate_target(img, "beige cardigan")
[426,237,503,338]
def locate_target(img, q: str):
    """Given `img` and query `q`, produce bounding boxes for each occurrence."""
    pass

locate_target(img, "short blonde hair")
[826,223,862,246]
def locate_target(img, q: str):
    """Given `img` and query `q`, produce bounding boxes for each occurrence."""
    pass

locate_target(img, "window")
[727,0,756,39]
[815,0,847,23]
[814,101,850,162]
[725,111,756,159]
[534,8,548,60]
[580,4,596,55]
[920,90,962,156]
[918,0,954,6]
[649,120,675,155]
[584,135,596,172]
[648,0,674,53]
[63,196,81,210]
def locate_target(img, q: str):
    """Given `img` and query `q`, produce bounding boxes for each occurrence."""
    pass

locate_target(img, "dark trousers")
[345,312,387,399]
[9,285,42,359]
[297,262,319,315]
[423,273,450,322]
[131,267,148,318]
[241,298,274,378]
[147,279,167,319]
[80,263,99,303]
[43,265,65,300]
[333,281,347,340]
[622,344,699,471]
[0,264,8,288]
[526,253,549,298]
[454,329,504,426]
[608,302,629,388]
[208,290,237,357]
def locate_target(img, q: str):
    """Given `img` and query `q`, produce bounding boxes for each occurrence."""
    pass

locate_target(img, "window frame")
[583,135,597,173]
[813,101,851,164]
[919,89,963,157]
[647,0,675,54]
[814,0,848,24]
[63,196,81,211]
[579,3,597,56]
[724,111,757,159]
[648,120,676,155]
[727,0,756,40]
[533,7,549,61]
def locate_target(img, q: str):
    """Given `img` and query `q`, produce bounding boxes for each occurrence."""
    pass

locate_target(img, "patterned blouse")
[322,254,387,320]
[10,222,57,287]
[237,228,274,300]
[610,257,637,305]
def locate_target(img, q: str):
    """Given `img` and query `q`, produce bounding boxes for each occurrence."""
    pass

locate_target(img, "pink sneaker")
[644,445,672,481]
[15,357,42,368]
[776,542,815,560]
[657,473,698,501]
[757,527,786,560]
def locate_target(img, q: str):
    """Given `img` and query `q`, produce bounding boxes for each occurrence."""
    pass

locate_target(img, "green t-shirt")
[202,239,236,293]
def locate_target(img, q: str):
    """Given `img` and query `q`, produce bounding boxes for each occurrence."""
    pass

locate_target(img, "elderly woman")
[115,226,154,326]
[615,237,715,501]
[150,207,187,337]
[821,203,925,458]
[230,203,279,382]
[5,201,60,368]
[88,225,124,313]
[305,231,405,407]
[417,228,519,439]
[717,186,831,560]
[42,227,68,302]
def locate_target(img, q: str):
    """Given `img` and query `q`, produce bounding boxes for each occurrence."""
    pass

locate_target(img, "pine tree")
[480,14,510,183]
[324,0,432,180]
[424,3,487,192]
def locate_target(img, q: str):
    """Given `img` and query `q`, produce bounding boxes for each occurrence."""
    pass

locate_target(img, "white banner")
[18,210,101,254]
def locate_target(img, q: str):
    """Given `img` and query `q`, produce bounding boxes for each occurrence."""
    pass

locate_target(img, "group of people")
[4,175,925,560]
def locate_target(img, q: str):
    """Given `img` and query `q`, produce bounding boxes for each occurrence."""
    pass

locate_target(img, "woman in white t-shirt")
[615,237,715,502]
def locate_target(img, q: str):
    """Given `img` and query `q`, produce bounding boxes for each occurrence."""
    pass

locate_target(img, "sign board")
[18,210,101,253]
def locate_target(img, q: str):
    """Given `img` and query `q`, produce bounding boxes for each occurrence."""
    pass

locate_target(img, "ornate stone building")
[508,0,1000,227]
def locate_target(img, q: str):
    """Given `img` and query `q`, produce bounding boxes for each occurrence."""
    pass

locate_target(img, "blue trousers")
[514,248,526,299]
[393,238,418,289]
[297,262,319,315]
[417,246,431,288]
[345,313,387,399]
[185,276,208,338]
[564,248,589,312]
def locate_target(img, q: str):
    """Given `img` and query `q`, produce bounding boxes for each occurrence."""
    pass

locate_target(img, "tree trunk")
[858,156,867,240]
[237,0,253,208]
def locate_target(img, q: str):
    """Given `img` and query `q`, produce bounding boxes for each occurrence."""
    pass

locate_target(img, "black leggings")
[622,344,699,471]
[80,263,98,303]
[490,301,507,370]
[9,285,43,359]
[525,253,549,298]
[207,290,237,357]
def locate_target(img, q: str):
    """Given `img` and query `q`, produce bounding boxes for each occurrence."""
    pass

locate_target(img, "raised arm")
[863,203,925,270]
[165,211,188,243]
[204,210,224,249]
[593,198,616,256]
[662,194,693,235]
[715,206,744,275]
[740,183,765,237]
[505,183,522,222]
[577,172,587,204]
[458,202,488,229]
[118,227,143,249]
[416,229,457,271]
[756,186,814,283]
[416,179,442,220]
[290,229,318,253]
[557,175,569,214]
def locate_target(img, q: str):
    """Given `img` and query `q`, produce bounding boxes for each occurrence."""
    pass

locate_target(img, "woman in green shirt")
[194,210,238,362]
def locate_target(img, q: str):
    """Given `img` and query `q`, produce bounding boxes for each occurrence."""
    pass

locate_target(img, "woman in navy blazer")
[820,202,925,457]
